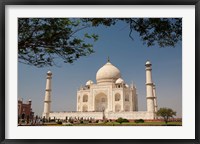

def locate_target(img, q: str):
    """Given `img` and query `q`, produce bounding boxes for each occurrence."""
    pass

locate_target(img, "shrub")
[122,119,129,123]
[116,117,129,124]
[135,119,144,123]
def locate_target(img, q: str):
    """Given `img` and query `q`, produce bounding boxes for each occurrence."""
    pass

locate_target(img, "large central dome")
[96,61,121,84]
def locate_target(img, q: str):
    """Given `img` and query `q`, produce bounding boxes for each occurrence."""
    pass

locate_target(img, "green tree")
[82,18,182,47]
[18,18,182,67]
[156,107,176,124]
[18,18,98,67]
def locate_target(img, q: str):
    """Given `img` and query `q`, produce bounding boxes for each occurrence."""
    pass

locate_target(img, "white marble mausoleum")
[42,59,158,120]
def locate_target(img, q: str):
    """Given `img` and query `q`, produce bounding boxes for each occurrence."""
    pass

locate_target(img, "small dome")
[28,99,32,101]
[145,60,151,65]
[86,80,94,86]
[96,61,121,84]
[145,60,152,66]
[47,71,52,75]
[115,78,125,84]
[125,84,129,87]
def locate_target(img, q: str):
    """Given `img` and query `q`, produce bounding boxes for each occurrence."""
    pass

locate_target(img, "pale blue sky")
[18,20,182,117]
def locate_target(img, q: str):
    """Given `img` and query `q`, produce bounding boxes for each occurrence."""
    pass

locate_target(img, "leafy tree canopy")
[18,18,182,67]
[83,18,182,47]
[156,107,176,124]
[18,18,98,67]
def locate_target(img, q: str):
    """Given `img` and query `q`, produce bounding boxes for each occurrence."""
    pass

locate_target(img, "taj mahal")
[42,58,158,120]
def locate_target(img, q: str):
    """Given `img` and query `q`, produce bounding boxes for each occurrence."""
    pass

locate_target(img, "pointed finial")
[107,56,110,62]
[145,60,152,66]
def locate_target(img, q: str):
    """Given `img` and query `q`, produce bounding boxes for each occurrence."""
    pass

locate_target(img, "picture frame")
[0,0,199,144]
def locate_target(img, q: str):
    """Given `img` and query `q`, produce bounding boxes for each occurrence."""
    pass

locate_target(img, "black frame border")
[0,0,199,144]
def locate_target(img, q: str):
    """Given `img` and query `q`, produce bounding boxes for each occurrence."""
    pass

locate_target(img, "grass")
[43,121,182,126]
[76,121,182,126]
[39,122,182,126]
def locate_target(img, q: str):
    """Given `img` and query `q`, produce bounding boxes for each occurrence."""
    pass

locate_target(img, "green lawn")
[61,121,182,126]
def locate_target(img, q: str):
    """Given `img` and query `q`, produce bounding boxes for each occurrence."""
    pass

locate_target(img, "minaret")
[43,71,52,119]
[153,84,158,113]
[145,60,155,113]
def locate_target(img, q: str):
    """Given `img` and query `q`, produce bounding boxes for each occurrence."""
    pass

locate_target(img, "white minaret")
[43,71,52,119]
[145,60,155,113]
[153,84,158,113]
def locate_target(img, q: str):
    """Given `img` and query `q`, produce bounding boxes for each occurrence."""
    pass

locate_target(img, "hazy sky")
[18,20,182,117]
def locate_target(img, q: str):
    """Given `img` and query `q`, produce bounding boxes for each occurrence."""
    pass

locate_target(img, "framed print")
[1,0,199,144]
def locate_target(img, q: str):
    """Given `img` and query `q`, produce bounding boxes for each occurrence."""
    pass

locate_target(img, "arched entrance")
[125,105,130,111]
[82,105,88,112]
[95,93,107,112]
[115,104,121,112]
